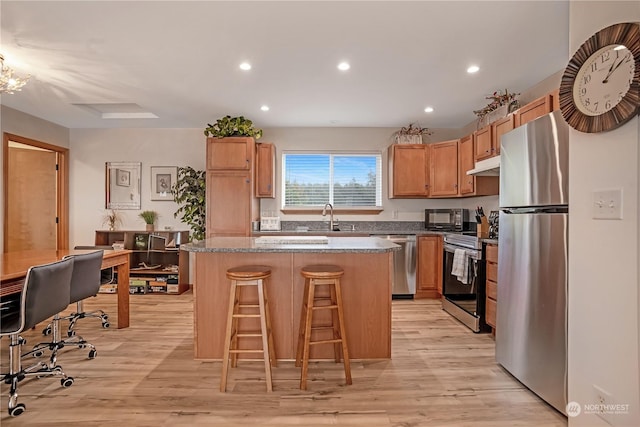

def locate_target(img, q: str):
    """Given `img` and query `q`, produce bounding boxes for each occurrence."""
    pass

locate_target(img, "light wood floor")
[1,292,566,426]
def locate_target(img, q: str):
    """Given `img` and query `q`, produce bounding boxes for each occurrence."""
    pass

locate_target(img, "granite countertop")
[182,236,401,253]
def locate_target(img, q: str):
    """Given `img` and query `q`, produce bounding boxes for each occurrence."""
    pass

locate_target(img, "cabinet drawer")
[486,261,498,283]
[485,296,496,328]
[486,244,498,263]
[486,279,497,300]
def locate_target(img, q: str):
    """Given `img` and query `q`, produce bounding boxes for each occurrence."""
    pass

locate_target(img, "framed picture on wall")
[150,166,177,201]
[115,168,131,187]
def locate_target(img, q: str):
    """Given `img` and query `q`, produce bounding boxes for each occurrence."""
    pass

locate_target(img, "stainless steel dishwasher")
[374,235,416,298]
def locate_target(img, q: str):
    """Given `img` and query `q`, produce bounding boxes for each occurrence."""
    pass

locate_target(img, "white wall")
[69,128,205,246]
[568,2,640,426]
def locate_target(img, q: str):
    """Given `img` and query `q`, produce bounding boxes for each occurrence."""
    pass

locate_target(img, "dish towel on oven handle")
[451,248,470,285]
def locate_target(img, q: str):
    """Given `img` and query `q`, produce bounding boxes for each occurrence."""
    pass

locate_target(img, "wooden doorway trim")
[3,133,69,251]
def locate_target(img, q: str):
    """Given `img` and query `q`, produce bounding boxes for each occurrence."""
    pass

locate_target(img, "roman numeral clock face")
[560,22,640,133]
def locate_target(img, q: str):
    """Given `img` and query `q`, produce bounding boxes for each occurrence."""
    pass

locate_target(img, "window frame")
[281,150,383,214]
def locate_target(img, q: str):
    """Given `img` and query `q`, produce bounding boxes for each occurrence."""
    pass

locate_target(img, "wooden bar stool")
[296,264,352,390]
[220,265,277,392]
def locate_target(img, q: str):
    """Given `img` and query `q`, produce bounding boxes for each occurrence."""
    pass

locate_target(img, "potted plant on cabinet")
[393,123,433,144]
[204,115,263,139]
[172,166,206,241]
[139,210,158,232]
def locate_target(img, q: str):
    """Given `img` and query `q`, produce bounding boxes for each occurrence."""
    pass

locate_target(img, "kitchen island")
[183,236,399,360]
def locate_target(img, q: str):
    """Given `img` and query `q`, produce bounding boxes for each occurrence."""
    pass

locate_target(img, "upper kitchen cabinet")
[206,137,254,170]
[388,144,430,198]
[459,134,475,195]
[459,134,500,197]
[255,142,275,198]
[429,139,459,197]
[492,114,515,157]
[473,125,493,161]
[514,94,553,127]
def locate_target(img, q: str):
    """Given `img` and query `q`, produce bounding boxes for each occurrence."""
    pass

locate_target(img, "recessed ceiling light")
[337,62,350,71]
[424,107,434,113]
[260,105,269,112]
[467,65,480,74]
[239,62,252,71]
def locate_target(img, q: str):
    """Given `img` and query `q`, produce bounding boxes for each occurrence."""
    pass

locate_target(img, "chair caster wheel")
[8,403,26,417]
[42,326,52,336]
[102,322,110,329]
[61,377,74,388]
[88,349,97,359]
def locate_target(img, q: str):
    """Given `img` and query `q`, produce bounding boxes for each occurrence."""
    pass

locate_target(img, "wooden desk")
[1,249,132,329]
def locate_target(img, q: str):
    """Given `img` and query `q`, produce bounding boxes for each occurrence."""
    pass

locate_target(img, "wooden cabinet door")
[458,134,475,195]
[485,244,498,329]
[388,144,429,197]
[474,125,493,161]
[255,143,275,198]
[206,137,254,170]
[206,171,255,237]
[416,235,442,298]
[515,95,552,127]
[429,139,459,197]
[492,115,515,156]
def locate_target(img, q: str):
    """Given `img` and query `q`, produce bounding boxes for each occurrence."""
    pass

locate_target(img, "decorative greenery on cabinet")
[204,115,263,140]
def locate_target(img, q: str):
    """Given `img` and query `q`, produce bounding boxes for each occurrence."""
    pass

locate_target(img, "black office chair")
[41,247,111,340]
[1,258,75,417]
[29,251,104,360]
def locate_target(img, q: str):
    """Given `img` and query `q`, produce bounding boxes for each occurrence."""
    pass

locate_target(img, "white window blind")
[283,153,382,208]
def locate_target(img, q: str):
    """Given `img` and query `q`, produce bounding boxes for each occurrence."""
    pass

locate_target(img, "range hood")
[467,155,500,176]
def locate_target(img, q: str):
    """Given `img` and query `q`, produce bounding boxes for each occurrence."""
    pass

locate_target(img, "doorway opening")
[2,133,68,252]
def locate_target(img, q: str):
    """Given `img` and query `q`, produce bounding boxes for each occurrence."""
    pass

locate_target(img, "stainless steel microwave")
[425,208,469,231]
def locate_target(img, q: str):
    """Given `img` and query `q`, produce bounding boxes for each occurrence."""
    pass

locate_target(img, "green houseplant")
[139,210,158,231]
[172,166,206,241]
[204,115,263,139]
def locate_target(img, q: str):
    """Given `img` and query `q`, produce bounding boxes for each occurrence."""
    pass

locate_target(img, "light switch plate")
[592,189,622,220]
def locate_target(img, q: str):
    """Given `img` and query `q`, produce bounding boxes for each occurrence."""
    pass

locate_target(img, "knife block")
[477,217,490,239]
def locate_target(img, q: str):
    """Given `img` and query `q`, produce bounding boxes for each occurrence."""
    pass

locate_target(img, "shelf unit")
[95,230,190,294]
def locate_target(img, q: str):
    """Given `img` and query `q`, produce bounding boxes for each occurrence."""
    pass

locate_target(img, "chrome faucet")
[322,203,334,231]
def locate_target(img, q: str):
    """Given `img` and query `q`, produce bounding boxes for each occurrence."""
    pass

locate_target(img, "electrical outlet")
[592,189,622,220]
[593,384,615,425]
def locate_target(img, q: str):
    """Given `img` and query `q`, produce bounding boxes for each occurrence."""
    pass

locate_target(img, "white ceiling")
[0,1,570,130]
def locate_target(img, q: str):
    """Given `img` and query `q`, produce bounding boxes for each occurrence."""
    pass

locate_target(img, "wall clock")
[559,22,639,133]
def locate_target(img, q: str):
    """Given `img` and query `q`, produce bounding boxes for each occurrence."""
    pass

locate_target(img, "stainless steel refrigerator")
[497,110,568,415]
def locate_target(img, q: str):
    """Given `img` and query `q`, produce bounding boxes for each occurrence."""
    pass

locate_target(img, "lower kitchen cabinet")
[416,235,443,299]
[485,243,498,330]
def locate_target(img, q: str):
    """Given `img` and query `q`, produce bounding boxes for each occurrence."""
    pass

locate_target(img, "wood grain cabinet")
[514,94,553,127]
[206,137,253,170]
[255,142,275,198]
[473,125,494,161]
[485,243,498,330]
[492,114,515,157]
[205,137,259,237]
[458,134,500,197]
[416,235,443,299]
[388,144,430,198]
[429,139,459,197]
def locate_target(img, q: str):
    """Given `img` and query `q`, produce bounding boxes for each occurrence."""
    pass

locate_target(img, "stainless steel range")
[441,233,489,333]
